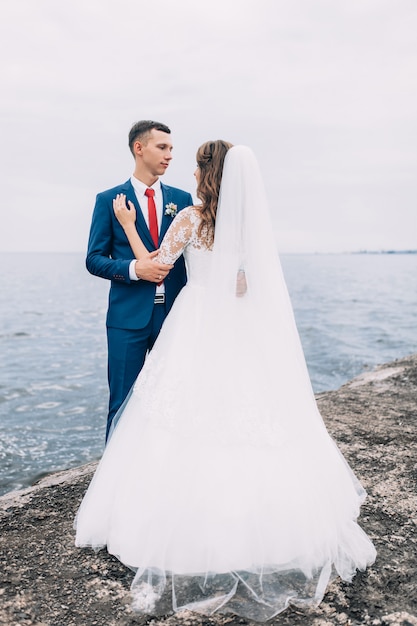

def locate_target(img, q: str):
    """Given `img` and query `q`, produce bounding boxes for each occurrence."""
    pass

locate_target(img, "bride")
[75,141,376,621]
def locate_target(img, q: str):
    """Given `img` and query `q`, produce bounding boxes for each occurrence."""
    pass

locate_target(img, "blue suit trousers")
[106,302,166,440]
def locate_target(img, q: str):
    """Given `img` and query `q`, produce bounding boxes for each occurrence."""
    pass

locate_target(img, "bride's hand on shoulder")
[113,194,136,228]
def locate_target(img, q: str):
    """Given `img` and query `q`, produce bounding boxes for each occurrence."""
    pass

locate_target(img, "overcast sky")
[1,0,416,253]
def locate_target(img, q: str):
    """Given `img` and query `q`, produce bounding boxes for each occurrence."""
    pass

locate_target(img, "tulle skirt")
[75,282,376,621]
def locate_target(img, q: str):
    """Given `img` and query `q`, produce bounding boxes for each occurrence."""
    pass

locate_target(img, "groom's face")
[137,129,173,177]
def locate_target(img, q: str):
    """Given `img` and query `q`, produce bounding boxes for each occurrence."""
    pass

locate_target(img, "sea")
[1,251,416,496]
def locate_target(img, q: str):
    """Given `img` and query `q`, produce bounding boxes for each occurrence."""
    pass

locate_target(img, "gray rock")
[1,354,416,626]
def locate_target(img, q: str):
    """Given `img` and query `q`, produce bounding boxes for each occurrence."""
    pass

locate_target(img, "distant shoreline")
[352,249,417,255]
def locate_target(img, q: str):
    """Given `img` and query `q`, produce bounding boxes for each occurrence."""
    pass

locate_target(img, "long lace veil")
[190,145,322,445]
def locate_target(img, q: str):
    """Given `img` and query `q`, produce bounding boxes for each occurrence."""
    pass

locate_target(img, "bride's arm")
[113,194,194,263]
[113,194,148,259]
[156,207,196,264]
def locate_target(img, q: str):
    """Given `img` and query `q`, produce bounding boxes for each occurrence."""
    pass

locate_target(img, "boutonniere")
[165,202,178,218]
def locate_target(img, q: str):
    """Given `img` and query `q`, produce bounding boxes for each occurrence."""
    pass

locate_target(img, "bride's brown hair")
[196,140,233,245]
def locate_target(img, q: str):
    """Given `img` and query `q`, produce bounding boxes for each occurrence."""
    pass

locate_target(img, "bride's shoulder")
[176,205,202,224]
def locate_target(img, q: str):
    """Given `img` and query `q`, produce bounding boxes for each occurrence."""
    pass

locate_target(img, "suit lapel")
[121,180,155,250]
[160,184,173,243]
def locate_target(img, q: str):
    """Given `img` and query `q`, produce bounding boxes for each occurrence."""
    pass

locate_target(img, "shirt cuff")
[129,259,140,281]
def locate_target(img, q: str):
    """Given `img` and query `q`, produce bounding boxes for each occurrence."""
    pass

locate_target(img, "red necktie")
[145,188,158,248]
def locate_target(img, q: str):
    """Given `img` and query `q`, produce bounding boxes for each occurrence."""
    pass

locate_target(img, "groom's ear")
[133,140,144,156]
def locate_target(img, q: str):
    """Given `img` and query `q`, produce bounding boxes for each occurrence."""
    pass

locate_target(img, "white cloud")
[0,0,416,252]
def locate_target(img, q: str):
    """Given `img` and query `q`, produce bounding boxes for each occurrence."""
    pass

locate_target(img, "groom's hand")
[134,251,173,282]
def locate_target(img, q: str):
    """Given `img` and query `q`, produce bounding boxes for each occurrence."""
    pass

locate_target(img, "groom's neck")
[133,165,159,188]
[133,174,159,187]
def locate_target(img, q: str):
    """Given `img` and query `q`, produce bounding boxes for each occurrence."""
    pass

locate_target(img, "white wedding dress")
[75,147,376,622]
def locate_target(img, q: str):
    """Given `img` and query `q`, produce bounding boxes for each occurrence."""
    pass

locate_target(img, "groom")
[86,120,193,440]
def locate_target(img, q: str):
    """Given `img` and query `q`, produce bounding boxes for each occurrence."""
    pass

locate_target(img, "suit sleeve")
[86,192,132,283]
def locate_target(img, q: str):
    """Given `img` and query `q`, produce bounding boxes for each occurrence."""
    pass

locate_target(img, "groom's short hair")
[129,120,171,155]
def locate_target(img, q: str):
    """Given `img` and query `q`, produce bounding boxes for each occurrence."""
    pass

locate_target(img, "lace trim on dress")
[157,207,213,265]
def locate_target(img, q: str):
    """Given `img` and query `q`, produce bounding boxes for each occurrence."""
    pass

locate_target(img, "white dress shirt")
[128,176,164,294]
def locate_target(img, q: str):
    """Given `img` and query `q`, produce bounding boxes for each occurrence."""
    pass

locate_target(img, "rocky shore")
[1,354,416,626]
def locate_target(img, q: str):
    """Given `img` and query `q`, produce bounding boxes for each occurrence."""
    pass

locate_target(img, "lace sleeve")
[157,207,199,264]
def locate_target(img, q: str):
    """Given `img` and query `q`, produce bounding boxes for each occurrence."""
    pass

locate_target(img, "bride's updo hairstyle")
[196,140,233,245]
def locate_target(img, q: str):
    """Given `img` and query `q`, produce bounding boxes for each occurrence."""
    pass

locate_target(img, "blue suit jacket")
[86,179,193,330]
